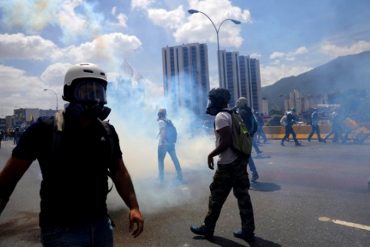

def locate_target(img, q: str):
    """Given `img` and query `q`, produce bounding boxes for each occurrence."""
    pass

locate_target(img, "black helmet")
[208,88,230,107]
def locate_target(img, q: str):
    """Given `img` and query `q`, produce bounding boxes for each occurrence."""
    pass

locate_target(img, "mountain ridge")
[261,50,370,110]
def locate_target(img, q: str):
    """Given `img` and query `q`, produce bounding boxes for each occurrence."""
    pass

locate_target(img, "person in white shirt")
[190,88,255,244]
[157,108,183,183]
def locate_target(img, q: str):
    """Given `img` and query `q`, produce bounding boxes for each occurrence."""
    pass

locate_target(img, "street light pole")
[43,88,59,111]
[188,9,241,87]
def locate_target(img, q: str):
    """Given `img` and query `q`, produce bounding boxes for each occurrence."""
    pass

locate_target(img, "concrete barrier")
[263,124,331,140]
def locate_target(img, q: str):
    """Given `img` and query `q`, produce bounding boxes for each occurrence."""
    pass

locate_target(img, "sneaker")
[255,153,263,159]
[233,230,255,243]
[280,142,285,146]
[251,173,259,182]
[190,224,214,239]
[295,142,302,146]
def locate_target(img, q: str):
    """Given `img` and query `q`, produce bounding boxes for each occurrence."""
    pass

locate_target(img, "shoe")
[190,224,214,239]
[295,142,302,146]
[233,230,255,243]
[251,173,259,182]
[307,138,311,142]
[280,142,284,146]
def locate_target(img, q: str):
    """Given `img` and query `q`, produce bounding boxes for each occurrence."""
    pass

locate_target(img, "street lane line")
[319,217,370,231]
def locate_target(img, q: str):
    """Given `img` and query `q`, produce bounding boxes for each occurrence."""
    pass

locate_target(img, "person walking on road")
[255,112,268,144]
[236,97,260,182]
[0,63,144,246]
[324,111,343,143]
[190,88,255,244]
[307,108,324,142]
[281,109,301,146]
[157,108,183,183]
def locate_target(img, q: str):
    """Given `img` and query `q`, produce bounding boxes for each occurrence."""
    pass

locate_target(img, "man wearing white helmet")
[0,63,144,246]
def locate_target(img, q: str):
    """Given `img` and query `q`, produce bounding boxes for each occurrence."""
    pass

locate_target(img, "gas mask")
[65,79,111,121]
[206,100,223,116]
[66,103,111,121]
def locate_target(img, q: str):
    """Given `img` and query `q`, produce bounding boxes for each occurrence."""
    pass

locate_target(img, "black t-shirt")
[12,117,122,227]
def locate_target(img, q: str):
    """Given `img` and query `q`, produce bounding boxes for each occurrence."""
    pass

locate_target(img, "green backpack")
[222,109,252,158]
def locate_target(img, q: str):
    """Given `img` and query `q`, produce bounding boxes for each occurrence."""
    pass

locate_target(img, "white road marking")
[319,216,370,231]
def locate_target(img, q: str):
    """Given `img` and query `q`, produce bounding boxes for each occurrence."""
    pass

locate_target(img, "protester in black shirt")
[0,63,144,246]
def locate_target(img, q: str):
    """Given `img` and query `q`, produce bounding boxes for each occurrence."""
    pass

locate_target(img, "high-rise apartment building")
[219,51,240,107]
[249,58,262,112]
[162,43,210,116]
[219,51,262,111]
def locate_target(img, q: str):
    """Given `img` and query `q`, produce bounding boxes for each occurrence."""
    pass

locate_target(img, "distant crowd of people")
[0,128,23,149]
[279,108,369,145]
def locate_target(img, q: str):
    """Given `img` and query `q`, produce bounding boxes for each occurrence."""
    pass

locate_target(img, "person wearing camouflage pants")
[190,88,256,244]
[204,157,255,235]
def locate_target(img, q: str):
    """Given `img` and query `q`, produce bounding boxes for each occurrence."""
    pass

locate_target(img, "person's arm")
[0,157,33,215]
[110,158,144,238]
[158,120,166,145]
[207,126,232,170]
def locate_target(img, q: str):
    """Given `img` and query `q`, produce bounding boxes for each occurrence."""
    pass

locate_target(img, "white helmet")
[63,63,108,104]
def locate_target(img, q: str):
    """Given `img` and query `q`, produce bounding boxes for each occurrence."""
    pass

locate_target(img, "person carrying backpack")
[190,88,255,245]
[0,63,143,246]
[307,108,324,143]
[281,108,301,146]
[157,108,183,183]
[236,97,260,182]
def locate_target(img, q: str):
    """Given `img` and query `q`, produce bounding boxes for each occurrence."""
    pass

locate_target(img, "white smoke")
[104,63,214,213]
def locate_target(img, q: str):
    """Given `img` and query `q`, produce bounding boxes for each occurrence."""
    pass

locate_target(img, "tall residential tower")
[219,50,262,111]
[162,43,210,116]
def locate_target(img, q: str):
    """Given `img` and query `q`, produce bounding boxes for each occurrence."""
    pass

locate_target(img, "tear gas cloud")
[105,72,214,213]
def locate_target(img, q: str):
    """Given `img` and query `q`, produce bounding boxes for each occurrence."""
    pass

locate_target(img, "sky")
[1,0,370,117]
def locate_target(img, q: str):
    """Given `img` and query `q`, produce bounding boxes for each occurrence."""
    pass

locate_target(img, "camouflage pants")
[204,157,255,234]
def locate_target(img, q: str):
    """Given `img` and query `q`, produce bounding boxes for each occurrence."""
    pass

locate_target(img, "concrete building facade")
[162,43,210,116]
[219,51,262,111]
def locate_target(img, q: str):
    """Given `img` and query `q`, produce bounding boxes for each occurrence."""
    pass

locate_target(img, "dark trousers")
[204,158,255,235]
[248,156,257,174]
[308,125,322,141]
[281,125,299,144]
[252,137,262,154]
[41,216,113,247]
[324,128,341,142]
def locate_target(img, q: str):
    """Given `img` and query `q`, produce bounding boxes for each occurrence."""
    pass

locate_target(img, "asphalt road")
[0,139,369,247]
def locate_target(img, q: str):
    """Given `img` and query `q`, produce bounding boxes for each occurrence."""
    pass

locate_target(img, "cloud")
[40,63,72,87]
[58,33,142,68]
[111,7,128,30]
[0,32,142,68]
[0,0,62,32]
[320,40,370,57]
[0,64,58,116]
[0,33,58,60]
[131,0,156,10]
[145,0,251,48]
[147,6,186,30]
[261,64,312,86]
[57,0,107,43]
[270,46,308,61]
[250,53,261,59]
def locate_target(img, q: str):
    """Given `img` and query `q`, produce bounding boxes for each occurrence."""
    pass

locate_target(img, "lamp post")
[188,9,241,86]
[43,88,59,111]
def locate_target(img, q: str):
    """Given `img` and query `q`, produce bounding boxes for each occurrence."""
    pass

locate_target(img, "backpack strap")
[98,119,115,193]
